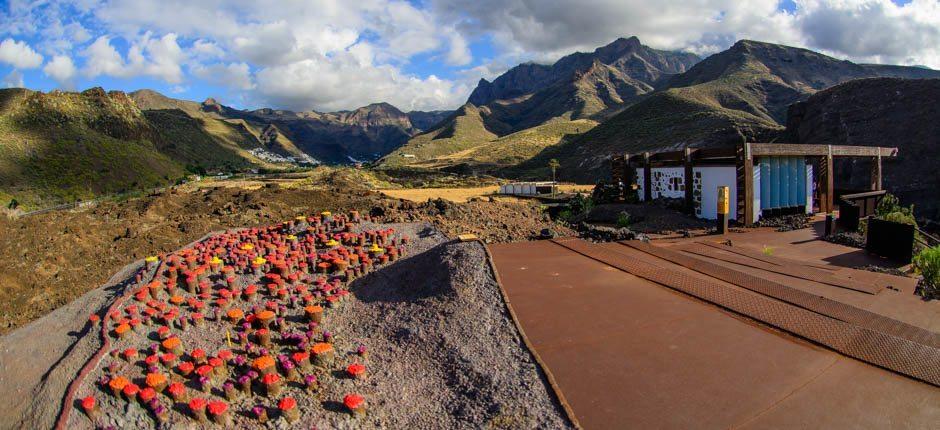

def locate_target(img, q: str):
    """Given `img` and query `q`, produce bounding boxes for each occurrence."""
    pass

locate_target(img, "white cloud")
[43,54,77,88]
[3,0,940,112]
[0,38,44,69]
[81,33,186,83]
[1,70,24,88]
[445,31,472,66]
[255,48,469,112]
[81,36,127,77]
[192,39,225,60]
[193,62,254,90]
[796,0,940,67]
[431,0,940,69]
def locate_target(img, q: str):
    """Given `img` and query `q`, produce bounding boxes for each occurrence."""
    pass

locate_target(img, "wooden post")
[643,152,652,202]
[744,144,754,226]
[825,146,834,213]
[717,186,730,234]
[622,153,630,202]
[871,154,882,191]
[684,148,694,214]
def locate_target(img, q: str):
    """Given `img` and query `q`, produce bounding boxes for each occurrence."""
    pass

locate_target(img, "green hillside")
[378,103,500,167]
[0,88,280,209]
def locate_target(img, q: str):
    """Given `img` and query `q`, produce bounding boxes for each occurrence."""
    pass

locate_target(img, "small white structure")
[498,182,557,196]
[613,143,897,226]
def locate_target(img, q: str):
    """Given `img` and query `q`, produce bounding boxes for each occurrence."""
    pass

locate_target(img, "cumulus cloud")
[1,70,24,88]
[255,48,469,112]
[3,0,940,112]
[0,38,44,69]
[796,0,940,67]
[43,54,77,88]
[432,0,940,69]
[193,62,254,90]
[81,33,185,83]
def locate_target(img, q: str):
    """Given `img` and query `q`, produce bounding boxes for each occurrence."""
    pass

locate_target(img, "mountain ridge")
[524,39,940,181]
[383,36,701,169]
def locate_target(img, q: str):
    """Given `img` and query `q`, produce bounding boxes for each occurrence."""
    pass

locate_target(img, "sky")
[1,0,938,112]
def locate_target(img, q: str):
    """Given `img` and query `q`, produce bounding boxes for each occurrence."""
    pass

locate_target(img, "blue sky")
[1,0,938,112]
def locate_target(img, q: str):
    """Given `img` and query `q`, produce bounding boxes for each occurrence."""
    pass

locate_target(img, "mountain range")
[0,87,447,206]
[384,37,939,181]
[379,37,700,169]
[2,35,940,210]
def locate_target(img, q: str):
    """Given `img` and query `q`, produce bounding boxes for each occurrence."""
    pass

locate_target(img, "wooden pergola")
[610,143,898,226]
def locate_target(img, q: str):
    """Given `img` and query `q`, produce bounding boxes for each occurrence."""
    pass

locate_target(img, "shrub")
[616,211,632,228]
[569,193,594,216]
[913,246,940,300]
[882,211,917,227]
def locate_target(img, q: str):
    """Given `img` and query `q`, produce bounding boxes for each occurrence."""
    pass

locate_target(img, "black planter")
[866,218,915,263]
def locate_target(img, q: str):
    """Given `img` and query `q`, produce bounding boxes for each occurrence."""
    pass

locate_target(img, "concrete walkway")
[488,238,939,429]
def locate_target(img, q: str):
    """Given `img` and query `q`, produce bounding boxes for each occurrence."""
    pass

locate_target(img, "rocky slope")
[191,98,452,164]
[383,36,693,169]
[785,78,940,224]
[532,40,940,181]
[468,36,699,110]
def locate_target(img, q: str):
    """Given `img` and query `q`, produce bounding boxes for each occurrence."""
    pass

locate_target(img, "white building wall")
[635,167,686,200]
[694,166,739,221]
[636,166,736,220]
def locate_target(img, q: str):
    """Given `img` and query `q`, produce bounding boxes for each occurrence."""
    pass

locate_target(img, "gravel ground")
[2,222,572,429]
[331,225,571,429]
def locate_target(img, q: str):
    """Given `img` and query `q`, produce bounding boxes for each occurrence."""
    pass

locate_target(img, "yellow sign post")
[717,186,729,234]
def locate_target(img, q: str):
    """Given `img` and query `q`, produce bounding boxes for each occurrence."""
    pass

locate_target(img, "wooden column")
[643,152,652,202]
[684,148,694,214]
[621,153,630,186]
[742,143,754,226]
[825,146,834,213]
[815,147,835,213]
[870,154,882,191]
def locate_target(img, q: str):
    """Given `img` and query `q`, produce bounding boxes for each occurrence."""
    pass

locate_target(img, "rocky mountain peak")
[202,97,223,113]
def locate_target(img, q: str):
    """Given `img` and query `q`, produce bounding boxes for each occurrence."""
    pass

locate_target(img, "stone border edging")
[477,240,583,430]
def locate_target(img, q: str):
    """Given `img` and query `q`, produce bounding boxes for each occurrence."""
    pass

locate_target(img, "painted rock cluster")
[77,211,407,427]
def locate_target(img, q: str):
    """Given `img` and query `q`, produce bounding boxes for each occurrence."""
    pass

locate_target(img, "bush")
[882,211,917,227]
[569,193,594,216]
[616,211,632,228]
[913,246,940,300]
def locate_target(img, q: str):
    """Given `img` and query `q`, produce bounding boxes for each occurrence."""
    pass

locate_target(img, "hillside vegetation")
[0,88,280,208]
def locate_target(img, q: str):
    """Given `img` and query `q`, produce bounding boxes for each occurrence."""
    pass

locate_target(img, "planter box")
[866,218,915,263]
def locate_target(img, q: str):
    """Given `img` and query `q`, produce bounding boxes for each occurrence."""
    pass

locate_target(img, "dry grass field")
[378,184,593,203]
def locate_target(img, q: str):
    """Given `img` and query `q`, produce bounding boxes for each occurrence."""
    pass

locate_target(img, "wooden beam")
[684,148,694,214]
[749,143,898,158]
[693,147,737,160]
[742,143,754,226]
[643,152,652,202]
[871,154,882,191]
